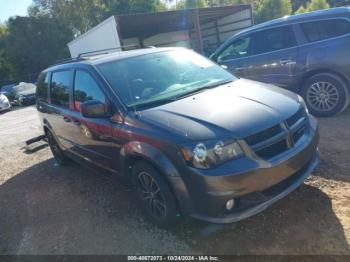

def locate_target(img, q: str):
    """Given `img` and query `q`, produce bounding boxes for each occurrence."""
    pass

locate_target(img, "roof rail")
[53,57,83,66]
[77,47,122,59]
[77,44,143,58]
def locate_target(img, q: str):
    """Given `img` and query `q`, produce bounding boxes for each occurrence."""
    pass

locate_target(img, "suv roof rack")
[52,45,156,67]
[77,47,122,59]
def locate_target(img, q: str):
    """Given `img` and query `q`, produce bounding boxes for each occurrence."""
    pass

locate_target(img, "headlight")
[181,139,244,169]
[297,95,309,114]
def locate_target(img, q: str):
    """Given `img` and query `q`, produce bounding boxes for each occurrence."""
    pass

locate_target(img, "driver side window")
[217,36,252,62]
[73,70,106,112]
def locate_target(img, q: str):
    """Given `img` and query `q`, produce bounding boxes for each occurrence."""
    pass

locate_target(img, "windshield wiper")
[174,79,234,100]
[129,97,177,110]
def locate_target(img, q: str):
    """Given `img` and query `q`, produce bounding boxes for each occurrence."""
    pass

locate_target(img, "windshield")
[1,85,15,93]
[97,49,236,110]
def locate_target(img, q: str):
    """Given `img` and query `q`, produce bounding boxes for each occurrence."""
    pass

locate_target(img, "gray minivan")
[211,7,350,117]
[37,48,319,227]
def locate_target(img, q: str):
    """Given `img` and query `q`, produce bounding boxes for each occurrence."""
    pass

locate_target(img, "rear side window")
[301,19,350,42]
[252,26,296,55]
[37,73,49,102]
[50,71,71,108]
[73,70,105,112]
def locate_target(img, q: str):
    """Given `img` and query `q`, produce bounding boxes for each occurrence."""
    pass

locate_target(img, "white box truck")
[68,16,121,58]
[67,4,253,58]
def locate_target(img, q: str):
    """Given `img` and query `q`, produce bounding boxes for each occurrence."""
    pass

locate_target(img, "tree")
[295,0,330,14]
[175,0,207,9]
[29,0,110,35]
[291,0,309,12]
[107,0,166,15]
[4,16,72,83]
[327,0,350,7]
[204,0,293,24]
[254,0,292,24]
[29,0,167,35]
[0,24,13,85]
[295,5,307,14]
[307,0,330,11]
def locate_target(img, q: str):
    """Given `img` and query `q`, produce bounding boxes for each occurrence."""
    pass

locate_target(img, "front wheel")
[132,161,181,228]
[46,130,70,166]
[302,73,349,117]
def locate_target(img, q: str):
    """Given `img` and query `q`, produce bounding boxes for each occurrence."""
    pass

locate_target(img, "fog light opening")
[225,199,235,211]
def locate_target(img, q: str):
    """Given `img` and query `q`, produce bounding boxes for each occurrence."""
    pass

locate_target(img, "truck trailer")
[68,4,253,58]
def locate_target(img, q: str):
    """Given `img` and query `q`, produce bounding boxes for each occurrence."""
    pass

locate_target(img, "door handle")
[63,116,71,123]
[235,67,244,71]
[72,119,81,126]
[280,59,296,65]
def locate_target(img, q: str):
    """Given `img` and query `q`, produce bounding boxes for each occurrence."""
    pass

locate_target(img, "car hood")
[139,79,302,142]
[16,90,35,96]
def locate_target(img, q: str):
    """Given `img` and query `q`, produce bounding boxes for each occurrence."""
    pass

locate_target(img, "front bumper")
[191,150,319,223]
[0,101,11,111]
[172,118,319,224]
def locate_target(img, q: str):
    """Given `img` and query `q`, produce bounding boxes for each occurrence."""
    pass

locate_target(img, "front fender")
[120,141,193,215]
[120,141,181,178]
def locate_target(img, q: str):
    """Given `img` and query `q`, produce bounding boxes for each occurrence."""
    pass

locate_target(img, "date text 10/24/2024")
[127,256,219,261]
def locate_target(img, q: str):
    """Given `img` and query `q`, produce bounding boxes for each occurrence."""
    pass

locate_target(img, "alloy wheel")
[137,171,167,219]
[306,81,340,112]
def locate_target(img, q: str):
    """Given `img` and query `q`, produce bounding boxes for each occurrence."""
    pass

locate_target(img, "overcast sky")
[0,0,32,22]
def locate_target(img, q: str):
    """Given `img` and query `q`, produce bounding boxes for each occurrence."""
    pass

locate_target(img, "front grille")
[293,123,306,143]
[245,125,282,146]
[255,139,288,159]
[244,108,307,160]
[286,108,304,127]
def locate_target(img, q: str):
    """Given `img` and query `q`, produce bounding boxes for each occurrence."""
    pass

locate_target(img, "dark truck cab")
[37,48,319,227]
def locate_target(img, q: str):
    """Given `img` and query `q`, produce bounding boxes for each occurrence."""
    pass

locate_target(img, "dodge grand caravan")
[37,48,319,228]
[211,7,350,117]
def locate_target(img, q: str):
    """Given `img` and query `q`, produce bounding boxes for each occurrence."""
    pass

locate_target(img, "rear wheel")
[132,161,181,228]
[46,130,70,166]
[302,73,349,117]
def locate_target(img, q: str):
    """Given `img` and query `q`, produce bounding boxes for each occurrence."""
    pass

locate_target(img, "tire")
[46,130,70,166]
[132,161,181,228]
[301,73,349,117]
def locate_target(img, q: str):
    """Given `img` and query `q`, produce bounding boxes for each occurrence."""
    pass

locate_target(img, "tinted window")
[37,73,49,101]
[301,19,350,42]
[50,71,71,108]
[253,26,296,55]
[217,36,252,62]
[74,70,105,111]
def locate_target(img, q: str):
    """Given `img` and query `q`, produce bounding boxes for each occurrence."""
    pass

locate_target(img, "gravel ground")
[0,106,349,255]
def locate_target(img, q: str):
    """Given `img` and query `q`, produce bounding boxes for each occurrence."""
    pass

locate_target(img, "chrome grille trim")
[244,108,307,160]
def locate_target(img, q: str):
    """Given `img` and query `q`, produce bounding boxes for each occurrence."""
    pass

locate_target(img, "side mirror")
[81,100,107,118]
[209,53,217,62]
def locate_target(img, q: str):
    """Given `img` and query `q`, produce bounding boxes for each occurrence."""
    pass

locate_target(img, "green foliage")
[328,0,350,7]
[307,0,330,11]
[107,0,167,15]
[295,5,308,14]
[295,0,330,14]
[175,0,207,9]
[0,24,13,85]
[254,0,292,24]
[4,16,72,83]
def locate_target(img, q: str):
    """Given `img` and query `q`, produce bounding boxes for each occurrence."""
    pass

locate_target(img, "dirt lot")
[0,106,349,255]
